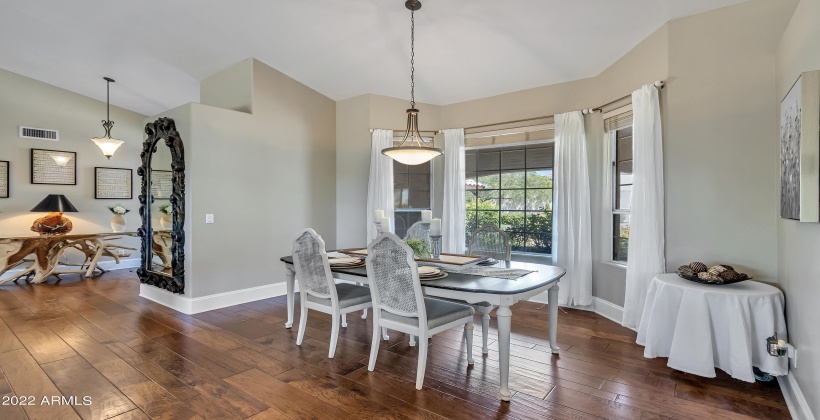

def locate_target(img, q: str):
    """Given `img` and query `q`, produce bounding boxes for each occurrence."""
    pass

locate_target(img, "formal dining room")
[0,0,817,419]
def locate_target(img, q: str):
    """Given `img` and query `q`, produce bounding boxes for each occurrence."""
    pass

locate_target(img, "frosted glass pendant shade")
[92,137,124,159]
[382,146,442,165]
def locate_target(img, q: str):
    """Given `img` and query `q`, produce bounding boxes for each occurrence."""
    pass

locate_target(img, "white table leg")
[496,304,512,401]
[285,267,295,328]
[548,285,560,354]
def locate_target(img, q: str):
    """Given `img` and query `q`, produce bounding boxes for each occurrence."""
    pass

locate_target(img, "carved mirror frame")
[138,117,186,293]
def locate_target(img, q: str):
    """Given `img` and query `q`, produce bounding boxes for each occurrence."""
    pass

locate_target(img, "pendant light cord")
[106,79,111,123]
[410,9,415,109]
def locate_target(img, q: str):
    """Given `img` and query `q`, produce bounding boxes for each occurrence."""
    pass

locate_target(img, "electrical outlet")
[117,249,126,256]
[205,214,214,224]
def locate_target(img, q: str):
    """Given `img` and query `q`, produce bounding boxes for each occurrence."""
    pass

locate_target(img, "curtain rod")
[368,129,438,134]
[437,80,665,133]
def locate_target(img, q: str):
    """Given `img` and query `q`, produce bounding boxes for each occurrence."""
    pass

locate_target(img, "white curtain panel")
[622,84,666,330]
[552,111,593,306]
[366,129,394,241]
[442,128,466,253]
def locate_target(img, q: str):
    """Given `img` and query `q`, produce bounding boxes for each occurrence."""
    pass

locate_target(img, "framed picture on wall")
[31,148,76,185]
[95,167,132,199]
[0,161,8,198]
[780,70,820,222]
[150,170,172,200]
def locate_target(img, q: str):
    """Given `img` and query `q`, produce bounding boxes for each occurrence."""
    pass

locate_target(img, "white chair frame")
[292,229,373,359]
[467,224,512,354]
[365,233,474,389]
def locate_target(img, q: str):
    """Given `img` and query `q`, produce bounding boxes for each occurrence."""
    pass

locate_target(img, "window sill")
[602,260,627,269]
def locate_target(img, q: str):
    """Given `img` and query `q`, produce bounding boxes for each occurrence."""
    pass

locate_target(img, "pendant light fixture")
[91,77,124,159]
[381,0,442,166]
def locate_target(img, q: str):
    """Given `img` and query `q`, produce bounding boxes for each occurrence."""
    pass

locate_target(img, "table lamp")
[30,194,78,235]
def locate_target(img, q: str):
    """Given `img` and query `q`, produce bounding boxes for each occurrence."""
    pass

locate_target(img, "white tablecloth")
[636,274,787,382]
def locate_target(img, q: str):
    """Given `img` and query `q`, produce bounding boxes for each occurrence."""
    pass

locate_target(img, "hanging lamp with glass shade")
[381,0,442,166]
[91,77,124,159]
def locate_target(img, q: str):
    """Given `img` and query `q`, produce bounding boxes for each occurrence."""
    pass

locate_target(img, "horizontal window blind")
[603,104,633,132]
[465,123,554,148]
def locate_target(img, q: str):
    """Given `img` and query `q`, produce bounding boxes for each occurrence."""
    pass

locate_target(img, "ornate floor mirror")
[138,117,186,293]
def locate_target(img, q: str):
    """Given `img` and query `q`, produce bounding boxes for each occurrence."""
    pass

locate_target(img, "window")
[393,160,431,239]
[465,144,554,254]
[612,126,632,262]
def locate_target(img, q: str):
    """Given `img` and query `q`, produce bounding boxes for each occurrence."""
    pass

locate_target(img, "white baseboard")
[527,293,624,325]
[778,373,816,420]
[139,282,299,315]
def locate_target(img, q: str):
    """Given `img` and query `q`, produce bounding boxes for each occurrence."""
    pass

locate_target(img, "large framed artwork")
[0,161,8,198]
[95,167,132,199]
[31,148,76,185]
[780,70,820,222]
[150,170,172,200]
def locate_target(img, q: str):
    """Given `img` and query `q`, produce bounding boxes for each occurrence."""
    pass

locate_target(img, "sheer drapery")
[622,85,665,330]
[367,129,394,241]
[442,128,466,253]
[552,111,593,306]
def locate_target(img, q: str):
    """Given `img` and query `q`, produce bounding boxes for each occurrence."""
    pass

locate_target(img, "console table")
[636,274,788,382]
[0,232,136,285]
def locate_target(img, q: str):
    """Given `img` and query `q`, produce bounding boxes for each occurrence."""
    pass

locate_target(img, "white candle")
[378,217,391,232]
[421,210,432,223]
[430,218,441,236]
[373,209,384,220]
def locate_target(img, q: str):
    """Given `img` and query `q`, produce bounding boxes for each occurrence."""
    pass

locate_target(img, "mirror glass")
[148,144,173,277]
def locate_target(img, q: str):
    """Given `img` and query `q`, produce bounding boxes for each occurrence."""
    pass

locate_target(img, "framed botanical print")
[31,148,76,185]
[95,167,133,199]
[0,161,8,198]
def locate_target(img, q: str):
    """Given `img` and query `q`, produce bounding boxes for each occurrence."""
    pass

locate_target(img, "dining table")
[279,253,565,401]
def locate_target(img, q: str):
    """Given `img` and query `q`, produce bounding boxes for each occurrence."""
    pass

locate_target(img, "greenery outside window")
[465,144,554,254]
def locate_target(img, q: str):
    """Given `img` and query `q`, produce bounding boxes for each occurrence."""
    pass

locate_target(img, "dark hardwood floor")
[0,269,788,419]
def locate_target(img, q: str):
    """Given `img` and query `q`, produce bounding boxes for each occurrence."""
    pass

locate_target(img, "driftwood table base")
[0,233,136,285]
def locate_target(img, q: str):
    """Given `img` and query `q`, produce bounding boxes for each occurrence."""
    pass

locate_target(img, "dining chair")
[467,225,512,354]
[292,228,373,358]
[403,221,427,241]
[366,232,475,390]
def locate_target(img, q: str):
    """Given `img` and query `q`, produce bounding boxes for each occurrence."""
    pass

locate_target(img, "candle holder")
[430,235,443,260]
[421,222,432,254]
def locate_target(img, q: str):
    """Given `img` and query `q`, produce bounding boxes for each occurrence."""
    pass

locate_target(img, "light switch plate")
[205,214,214,224]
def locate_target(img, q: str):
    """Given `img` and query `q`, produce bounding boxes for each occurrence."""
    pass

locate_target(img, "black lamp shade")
[30,194,79,213]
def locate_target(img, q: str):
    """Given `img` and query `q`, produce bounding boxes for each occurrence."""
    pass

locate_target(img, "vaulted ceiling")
[0,0,749,115]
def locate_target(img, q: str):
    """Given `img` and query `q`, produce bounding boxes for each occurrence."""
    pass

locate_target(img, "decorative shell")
[676,266,695,277]
[719,270,743,281]
[721,265,735,271]
[708,265,728,276]
[697,271,723,283]
[689,262,708,273]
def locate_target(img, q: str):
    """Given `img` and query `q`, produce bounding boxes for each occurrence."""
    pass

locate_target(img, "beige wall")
[0,68,146,268]
[776,0,820,416]
[663,0,795,283]
[149,59,336,299]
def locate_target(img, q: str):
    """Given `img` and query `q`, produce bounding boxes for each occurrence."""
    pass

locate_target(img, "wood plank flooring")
[0,270,789,419]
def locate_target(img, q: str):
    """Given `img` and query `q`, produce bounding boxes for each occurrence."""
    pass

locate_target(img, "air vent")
[19,126,59,141]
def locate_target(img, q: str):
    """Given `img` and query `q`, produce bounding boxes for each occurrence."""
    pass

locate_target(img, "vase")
[160,213,172,230]
[111,214,126,233]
